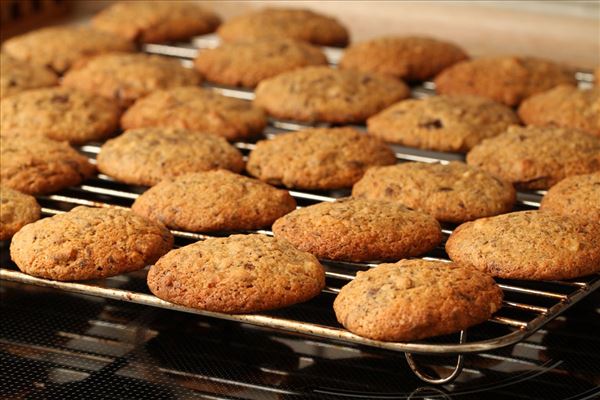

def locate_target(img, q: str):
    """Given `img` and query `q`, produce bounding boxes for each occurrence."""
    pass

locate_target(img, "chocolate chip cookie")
[0,54,58,99]
[333,259,503,341]
[147,234,325,313]
[247,127,397,190]
[540,173,600,222]
[0,187,41,241]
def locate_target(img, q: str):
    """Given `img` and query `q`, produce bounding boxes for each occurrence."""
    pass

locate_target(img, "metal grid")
[1,34,599,383]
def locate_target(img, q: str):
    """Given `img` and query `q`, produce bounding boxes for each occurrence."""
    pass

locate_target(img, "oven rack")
[2,36,598,385]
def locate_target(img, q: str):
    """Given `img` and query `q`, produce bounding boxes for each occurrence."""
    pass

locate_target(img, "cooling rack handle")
[404,330,467,385]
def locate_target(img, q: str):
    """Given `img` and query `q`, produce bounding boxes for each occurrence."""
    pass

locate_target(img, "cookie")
[434,56,577,106]
[246,127,397,190]
[217,8,349,47]
[466,126,600,190]
[333,259,503,341]
[0,87,121,144]
[446,210,600,280]
[352,162,516,223]
[194,38,328,88]
[10,206,173,281]
[0,135,95,195]
[254,66,410,123]
[596,67,600,86]
[2,26,134,73]
[0,187,41,241]
[61,53,201,107]
[147,234,325,313]
[367,95,520,152]
[0,54,58,99]
[272,198,441,262]
[120,87,266,140]
[92,1,221,43]
[132,170,296,232]
[97,127,245,187]
[340,36,468,81]
[518,85,600,137]
[540,173,600,222]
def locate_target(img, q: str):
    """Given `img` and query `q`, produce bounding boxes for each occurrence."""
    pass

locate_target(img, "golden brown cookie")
[540,173,600,222]
[466,126,600,190]
[352,162,516,223]
[132,170,296,232]
[2,26,135,73]
[92,1,221,43]
[194,38,328,88]
[0,87,121,144]
[340,36,468,81]
[0,187,41,241]
[254,66,410,123]
[0,54,58,99]
[147,234,325,313]
[333,259,503,341]
[120,87,266,140]
[97,127,245,187]
[435,56,576,106]
[0,135,95,195]
[273,198,442,262]
[518,85,600,137]
[61,53,201,107]
[10,206,173,281]
[367,95,520,152]
[446,210,600,280]
[247,127,397,190]
[217,8,349,47]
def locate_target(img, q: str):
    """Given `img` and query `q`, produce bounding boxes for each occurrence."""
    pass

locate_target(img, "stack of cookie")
[2,1,599,345]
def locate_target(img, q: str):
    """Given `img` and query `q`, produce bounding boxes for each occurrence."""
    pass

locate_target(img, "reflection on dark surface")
[1,279,599,399]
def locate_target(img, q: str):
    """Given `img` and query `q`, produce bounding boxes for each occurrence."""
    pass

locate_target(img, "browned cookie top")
[434,56,576,106]
[540,173,600,223]
[2,26,135,73]
[194,38,328,88]
[518,85,600,137]
[352,162,516,223]
[121,87,266,140]
[340,36,468,81]
[0,187,41,241]
[0,87,121,144]
[147,234,326,313]
[367,95,520,153]
[254,66,410,123]
[0,135,95,195]
[61,53,201,107]
[333,259,503,342]
[10,206,173,281]
[246,127,397,190]
[272,198,442,262]
[0,54,58,99]
[217,8,349,47]
[132,170,296,232]
[446,210,600,280]
[97,127,245,187]
[92,1,221,43]
[466,126,600,190]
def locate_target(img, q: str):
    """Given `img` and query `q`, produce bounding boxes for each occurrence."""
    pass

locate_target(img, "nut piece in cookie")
[352,162,516,223]
[147,234,325,313]
[340,36,468,81]
[540,172,600,223]
[0,187,41,241]
[435,56,576,106]
[466,126,600,190]
[10,206,174,281]
[446,210,600,280]
[333,259,503,341]
[273,198,442,262]
[0,135,95,195]
[254,66,410,123]
[247,127,397,190]
[132,170,296,232]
